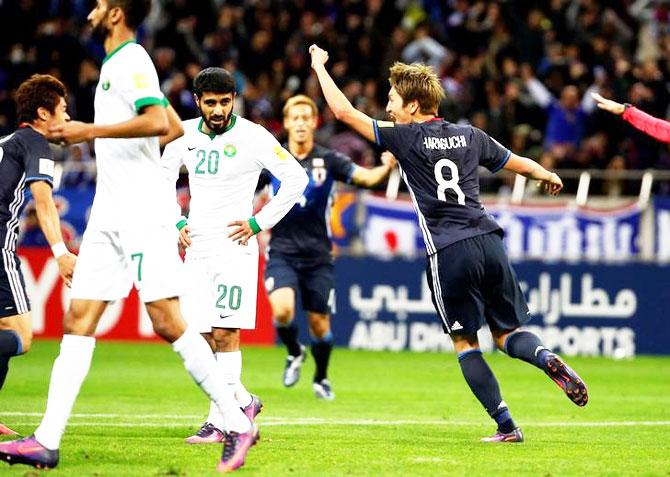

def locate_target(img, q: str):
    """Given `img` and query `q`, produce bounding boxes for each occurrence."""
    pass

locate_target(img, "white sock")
[172,329,250,433]
[216,351,252,408]
[34,335,96,450]
[206,398,225,430]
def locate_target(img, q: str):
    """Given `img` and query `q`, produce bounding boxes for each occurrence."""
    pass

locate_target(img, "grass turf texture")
[1,341,669,476]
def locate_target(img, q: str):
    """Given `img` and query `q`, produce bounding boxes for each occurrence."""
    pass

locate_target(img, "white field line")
[1,412,670,428]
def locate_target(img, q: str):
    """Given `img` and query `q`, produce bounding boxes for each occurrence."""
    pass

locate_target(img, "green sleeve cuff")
[176,216,188,231]
[134,96,166,112]
[248,217,261,234]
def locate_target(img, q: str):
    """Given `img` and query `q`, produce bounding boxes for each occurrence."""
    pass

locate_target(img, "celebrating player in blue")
[0,75,77,436]
[308,44,588,442]
[262,95,396,400]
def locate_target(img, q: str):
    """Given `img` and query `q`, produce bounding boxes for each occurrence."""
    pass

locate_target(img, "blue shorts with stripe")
[264,252,334,315]
[425,231,530,335]
[0,250,30,318]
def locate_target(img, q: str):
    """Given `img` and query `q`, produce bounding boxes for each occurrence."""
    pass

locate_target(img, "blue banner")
[359,199,643,261]
[655,197,670,261]
[330,257,670,356]
[483,203,641,262]
[19,187,94,250]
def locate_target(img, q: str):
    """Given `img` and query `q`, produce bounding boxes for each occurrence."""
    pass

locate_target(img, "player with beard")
[161,68,308,450]
[0,1,261,472]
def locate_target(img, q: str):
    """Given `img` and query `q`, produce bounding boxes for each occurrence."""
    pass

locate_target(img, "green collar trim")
[197,114,237,140]
[102,39,136,65]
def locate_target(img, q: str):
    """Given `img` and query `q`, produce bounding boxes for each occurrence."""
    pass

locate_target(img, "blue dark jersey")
[0,127,55,251]
[373,118,510,255]
[261,144,356,259]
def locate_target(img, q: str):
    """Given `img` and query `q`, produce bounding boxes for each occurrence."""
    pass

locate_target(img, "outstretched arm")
[48,104,170,145]
[504,153,563,196]
[351,151,397,188]
[309,44,376,143]
[592,92,670,143]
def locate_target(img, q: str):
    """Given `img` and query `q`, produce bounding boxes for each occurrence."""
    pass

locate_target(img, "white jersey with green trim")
[162,115,308,257]
[88,40,174,231]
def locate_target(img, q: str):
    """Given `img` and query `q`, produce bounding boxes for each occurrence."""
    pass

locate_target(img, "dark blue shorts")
[264,252,334,314]
[425,232,530,336]
[0,250,30,318]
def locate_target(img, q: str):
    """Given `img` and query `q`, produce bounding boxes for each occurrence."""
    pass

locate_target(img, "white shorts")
[70,227,183,303]
[180,249,259,332]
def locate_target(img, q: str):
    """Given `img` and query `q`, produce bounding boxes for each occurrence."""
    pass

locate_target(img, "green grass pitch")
[1,341,669,476]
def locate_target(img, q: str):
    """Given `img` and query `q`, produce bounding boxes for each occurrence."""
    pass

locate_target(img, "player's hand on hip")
[539,172,563,196]
[381,151,397,168]
[48,121,94,146]
[227,220,253,246]
[57,252,77,287]
[178,225,192,248]
[309,44,329,69]
[591,92,625,115]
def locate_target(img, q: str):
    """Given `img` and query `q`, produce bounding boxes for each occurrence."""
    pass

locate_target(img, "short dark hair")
[15,74,66,123]
[109,0,152,30]
[193,67,236,98]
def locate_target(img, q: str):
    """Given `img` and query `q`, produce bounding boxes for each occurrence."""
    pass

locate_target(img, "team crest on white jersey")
[223,144,237,157]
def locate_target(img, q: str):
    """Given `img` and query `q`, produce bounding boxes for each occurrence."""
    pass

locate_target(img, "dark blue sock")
[0,330,22,390]
[311,332,333,382]
[504,331,551,370]
[276,321,302,357]
[458,349,516,433]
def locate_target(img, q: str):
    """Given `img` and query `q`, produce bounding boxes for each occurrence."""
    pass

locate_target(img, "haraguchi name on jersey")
[423,135,467,150]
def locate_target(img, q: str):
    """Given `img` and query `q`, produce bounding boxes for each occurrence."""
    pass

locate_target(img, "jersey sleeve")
[21,134,55,186]
[372,120,410,156]
[253,126,308,230]
[160,134,185,184]
[329,151,357,184]
[622,106,670,143]
[473,127,511,172]
[119,47,167,113]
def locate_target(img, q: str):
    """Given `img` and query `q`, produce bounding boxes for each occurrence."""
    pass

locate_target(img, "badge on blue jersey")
[311,158,327,185]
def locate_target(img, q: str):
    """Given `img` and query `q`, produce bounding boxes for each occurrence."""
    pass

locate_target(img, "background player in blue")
[308,44,588,441]
[0,74,77,435]
[261,94,396,400]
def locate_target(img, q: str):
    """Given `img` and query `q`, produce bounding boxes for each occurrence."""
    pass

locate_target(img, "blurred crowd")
[2,0,670,194]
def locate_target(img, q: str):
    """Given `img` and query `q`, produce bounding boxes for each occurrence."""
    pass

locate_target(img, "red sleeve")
[622,106,670,143]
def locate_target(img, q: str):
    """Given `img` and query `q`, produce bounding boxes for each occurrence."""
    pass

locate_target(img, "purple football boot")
[216,423,259,473]
[544,354,589,407]
[0,435,59,469]
[185,422,225,444]
[241,395,263,422]
[481,427,524,443]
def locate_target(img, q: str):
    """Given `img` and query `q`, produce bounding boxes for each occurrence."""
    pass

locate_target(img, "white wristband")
[51,242,68,259]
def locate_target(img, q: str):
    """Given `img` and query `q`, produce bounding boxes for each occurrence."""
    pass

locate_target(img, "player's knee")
[308,318,330,338]
[273,308,294,325]
[63,307,95,335]
[451,334,479,354]
[212,328,240,352]
[491,330,513,351]
[16,329,32,354]
[151,318,182,342]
